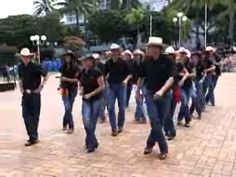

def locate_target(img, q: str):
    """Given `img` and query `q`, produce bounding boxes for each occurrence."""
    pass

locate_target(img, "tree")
[125,8,145,45]
[33,0,54,16]
[55,0,98,27]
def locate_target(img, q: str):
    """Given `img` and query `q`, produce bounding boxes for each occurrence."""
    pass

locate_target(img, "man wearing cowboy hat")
[204,46,221,106]
[105,43,132,136]
[136,37,176,160]
[18,48,48,146]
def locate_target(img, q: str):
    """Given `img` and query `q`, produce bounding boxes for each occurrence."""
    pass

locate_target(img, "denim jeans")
[205,75,219,105]
[62,88,78,129]
[135,88,146,121]
[22,93,41,141]
[164,92,176,138]
[178,87,192,123]
[126,83,133,107]
[190,80,204,115]
[99,89,107,120]
[82,99,102,149]
[145,91,169,154]
[107,83,127,131]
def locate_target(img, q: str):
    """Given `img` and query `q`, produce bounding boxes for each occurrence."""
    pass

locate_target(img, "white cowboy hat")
[110,43,120,50]
[123,50,133,59]
[92,53,100,59]
[147,37,167,48]
[133,49,145,56]
[178,47,191,58]
[20,48,34,57]
[205,46,216,53]
[165,46,175,54]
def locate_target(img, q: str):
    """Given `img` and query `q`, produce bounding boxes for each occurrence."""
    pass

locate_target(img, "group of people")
[18,36,222,160]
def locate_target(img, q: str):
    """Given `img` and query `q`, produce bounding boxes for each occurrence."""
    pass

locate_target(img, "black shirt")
[196,61,205,80]
[214,56,222,76]
[96,61,105,74]
[60,65,79,89]
[79,67,103,102]
[138,55,176,93]
[131,61,142,84]
[182,62,194,89]
[204,57,214,70]
[18,62,47,90]
[105,58,130,85]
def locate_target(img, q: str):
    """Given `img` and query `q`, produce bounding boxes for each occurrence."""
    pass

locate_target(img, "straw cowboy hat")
[205,46,217,53]
[164,46,176,55]
[147,37,167,48]
[20,48,34,57]
[92,53,100,59]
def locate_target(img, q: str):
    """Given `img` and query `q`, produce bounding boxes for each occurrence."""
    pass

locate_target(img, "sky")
[0,0,33,19]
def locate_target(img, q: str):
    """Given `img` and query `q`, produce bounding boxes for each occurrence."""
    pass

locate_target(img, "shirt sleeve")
[138,61,146,78]
[18,65,22,79]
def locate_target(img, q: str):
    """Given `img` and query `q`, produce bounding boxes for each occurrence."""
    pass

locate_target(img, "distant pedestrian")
[18,48,48,146]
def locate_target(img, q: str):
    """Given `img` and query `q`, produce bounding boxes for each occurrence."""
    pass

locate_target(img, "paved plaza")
[1,73,236,177]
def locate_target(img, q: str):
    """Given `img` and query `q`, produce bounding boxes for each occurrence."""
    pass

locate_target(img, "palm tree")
[55,0,98,27]
[125,7,145,46]
[33,0,54,16]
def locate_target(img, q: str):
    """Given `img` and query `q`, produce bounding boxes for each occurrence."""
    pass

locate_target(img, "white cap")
[165,46,175,54]
[110,43,120,50]
[205,46,216,53]
[20,48,34,56]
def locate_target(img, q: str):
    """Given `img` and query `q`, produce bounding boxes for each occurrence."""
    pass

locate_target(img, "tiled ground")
[1,73,236,177]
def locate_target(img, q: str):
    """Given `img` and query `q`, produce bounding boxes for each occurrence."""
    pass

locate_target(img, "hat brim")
[79,56,95,61]
[62,52,76,59]
[20,53,34,57]
[147,43,167,48]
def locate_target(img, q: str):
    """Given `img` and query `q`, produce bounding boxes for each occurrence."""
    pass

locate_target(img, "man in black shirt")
[136,37,176,160]
[105,43,132,136]
[18,48,48,146]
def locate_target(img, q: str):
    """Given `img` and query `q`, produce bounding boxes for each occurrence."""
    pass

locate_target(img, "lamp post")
[173,12,187,48]
[30,35,47,64]
[204,1,208,48]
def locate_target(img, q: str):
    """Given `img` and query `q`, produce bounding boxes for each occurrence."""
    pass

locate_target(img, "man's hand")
[84,93,92,100]
[122,79,128,86]
[153,90,164,100]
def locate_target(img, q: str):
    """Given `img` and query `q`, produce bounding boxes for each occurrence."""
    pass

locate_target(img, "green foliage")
[33,0,54,16]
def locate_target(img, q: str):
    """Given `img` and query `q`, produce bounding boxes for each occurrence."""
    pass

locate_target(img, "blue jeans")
[135,88,146,121]
[22,93,41,141]
[205,75,219,105]
[82,99,102,149]
[190,80,204,115]
[145,91,169,154]
[62,88,77,129]
[164,92,176,138]
[107,84,127,131]
[178,87,192,123]
[126,83,133,107]
[99,89,107,120]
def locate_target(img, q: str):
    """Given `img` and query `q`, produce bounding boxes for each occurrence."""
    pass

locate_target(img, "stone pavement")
[1,73,236,177]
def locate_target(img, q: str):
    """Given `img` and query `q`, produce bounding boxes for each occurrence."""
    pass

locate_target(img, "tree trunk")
[75,9,79,27]
[228,4,235,42]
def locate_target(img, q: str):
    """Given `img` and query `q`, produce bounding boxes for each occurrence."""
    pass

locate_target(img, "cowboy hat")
[20,48,34,57]
[62,50,76,59]
[133,49,145,56]
[205,46,216,53]
[123,49,133,59]
[147,37,167,48]
[92,53,100,59]
[110,43,120,50]
[164,46,175,55]
[79,53,95,61]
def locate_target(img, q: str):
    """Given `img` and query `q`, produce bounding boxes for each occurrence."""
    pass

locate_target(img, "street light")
[30,34,47,64]
[173,12,188,47]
